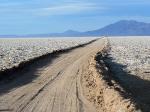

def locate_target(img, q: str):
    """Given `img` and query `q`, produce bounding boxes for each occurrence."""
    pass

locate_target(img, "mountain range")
[1,20,150,37]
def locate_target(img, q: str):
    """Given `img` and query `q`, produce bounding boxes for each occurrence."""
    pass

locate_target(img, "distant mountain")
[1,20,150,37]
[49,30,82,37]
[82,20,150,36]
[14,30,82,37]
[41,20,150,36]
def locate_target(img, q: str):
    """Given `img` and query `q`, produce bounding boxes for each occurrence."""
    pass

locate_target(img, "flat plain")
[105,37,150,111]
[0,38,110,112]
[0,38,94,71]
[0,37,149,112]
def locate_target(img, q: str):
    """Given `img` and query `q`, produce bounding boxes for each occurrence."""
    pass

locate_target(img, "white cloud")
[35,2,106,16]
[0,1,107,16]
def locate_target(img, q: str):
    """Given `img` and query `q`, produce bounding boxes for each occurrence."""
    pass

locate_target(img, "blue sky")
[0,0,150,35]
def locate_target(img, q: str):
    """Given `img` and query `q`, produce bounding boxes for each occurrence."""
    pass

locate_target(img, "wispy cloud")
[103,0,150,6]
[0,1,106,16]
[36,2,106,16]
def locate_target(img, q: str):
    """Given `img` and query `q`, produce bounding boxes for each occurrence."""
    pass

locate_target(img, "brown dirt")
[0,38,139,112]
[81,44,139,112]
[0,38,104,112]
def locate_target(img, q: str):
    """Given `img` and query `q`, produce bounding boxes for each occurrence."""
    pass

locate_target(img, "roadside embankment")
[82,39,140,112]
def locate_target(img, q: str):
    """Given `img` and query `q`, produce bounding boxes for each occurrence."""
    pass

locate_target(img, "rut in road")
[0,38,107,112]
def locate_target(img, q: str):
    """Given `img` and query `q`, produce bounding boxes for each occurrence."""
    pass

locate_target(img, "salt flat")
[0,38,108,112]
[0,37,143,112]
[105,36,150,111]
[0,38,95,71]
[108,37,150,79]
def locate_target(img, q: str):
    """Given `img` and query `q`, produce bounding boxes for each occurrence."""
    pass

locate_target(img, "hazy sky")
[0,0,150,35]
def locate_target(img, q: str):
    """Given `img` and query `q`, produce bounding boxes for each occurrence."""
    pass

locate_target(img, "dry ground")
[0,38,137,112]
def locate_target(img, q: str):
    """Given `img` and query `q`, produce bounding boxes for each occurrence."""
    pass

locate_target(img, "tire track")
[18,71,62,112]
[0,38,106,112]
[50,90,57,112]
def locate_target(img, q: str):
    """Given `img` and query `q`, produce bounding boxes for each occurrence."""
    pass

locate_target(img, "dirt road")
[0,38,107,112]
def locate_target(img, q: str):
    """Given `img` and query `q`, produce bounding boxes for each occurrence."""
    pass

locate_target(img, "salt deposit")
[0,38,95,71]
[108,37,150,79]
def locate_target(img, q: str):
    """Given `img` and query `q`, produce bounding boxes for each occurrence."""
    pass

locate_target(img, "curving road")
[0,38,107,112]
